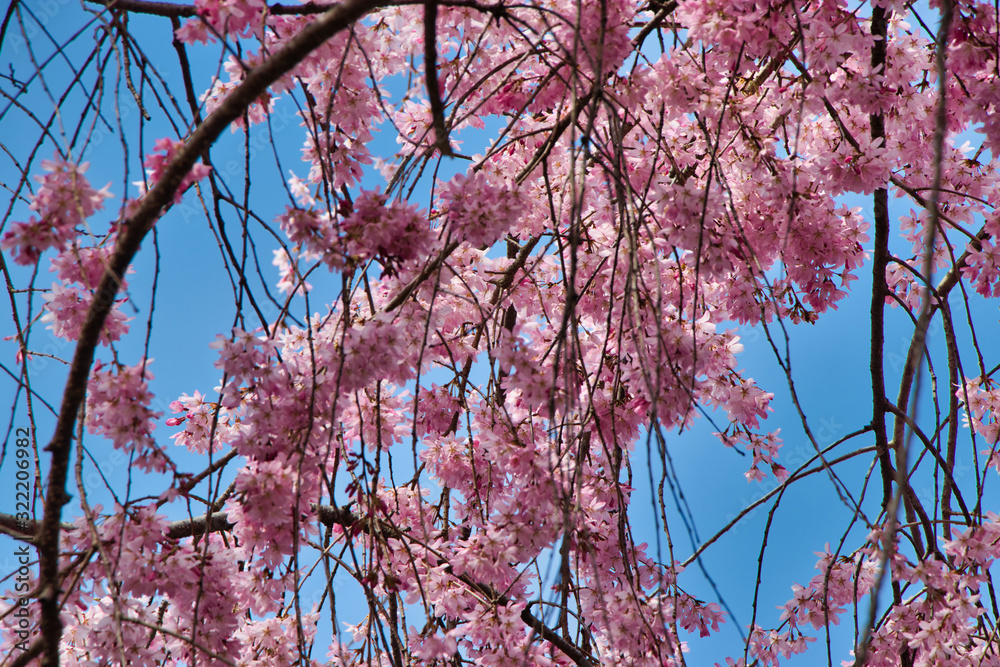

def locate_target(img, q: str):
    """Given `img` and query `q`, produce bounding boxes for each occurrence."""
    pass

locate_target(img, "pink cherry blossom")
[139,138,212,204]
[86,361,169,472]
[1,157,110,265]
[8,2,1000,667]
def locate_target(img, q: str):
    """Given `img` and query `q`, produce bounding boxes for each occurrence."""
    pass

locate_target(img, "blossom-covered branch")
[3,0,1000,665]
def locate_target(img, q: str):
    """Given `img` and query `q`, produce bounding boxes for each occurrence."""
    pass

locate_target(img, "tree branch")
[88,0,375,16]
[867,4,893,512]
[520,606,597,667]
[3,504,596,666]
[0,504,368,541]
[34,2,386,664]
[86,0,507,18]
[423,0,452,156]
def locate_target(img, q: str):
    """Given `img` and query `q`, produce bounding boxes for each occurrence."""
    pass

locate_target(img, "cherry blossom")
[5,0,1000,666]
[86,361,169,473]
[1,158,110,265]
[138,138,213,204]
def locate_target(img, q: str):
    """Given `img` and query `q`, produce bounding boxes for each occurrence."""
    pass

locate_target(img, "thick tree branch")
[424,0,453,156]
[87,0,507,17]
[867,5,892,512]
[520,607,597,667]
[0,504,371,542]
[89,0,337,15]
[33,2,386,664]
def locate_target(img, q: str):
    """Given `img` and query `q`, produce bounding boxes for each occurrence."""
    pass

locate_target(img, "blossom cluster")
[41,242,130,344]
[167,389,245,455]
[1,158,110,265]
[438,172,526,248]
[86,361,169,473]
[138,137,212,204]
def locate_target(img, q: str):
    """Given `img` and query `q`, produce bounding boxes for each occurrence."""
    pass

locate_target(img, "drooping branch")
[519,607,597,667]
[88,0,329,16]
[856,7,905,666]
[86,0,508,18]
[33,1,386,664]
[384,240,461,312]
